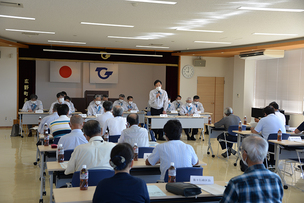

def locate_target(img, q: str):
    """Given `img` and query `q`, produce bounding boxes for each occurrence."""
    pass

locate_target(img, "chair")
[149,130,157,142]
[109,135,120,143]
[71,169,115,187]
[64,149,74,161]
[53,137,61,144]
[164,167,203,182]
[138,147,154,158]
[267,133,290,169]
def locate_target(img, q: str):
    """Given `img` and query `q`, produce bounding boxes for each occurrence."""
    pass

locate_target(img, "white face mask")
[177,99,181,102]
[194,102,198,104]
[58,98,64,103]
[95,101,101,105]
[241,151,248,166]
[31,100,37,104]
[168,100,171,103]
[119,99,124,102]
[156,86,161,91]
[187,103,192,107]
[128,101,133,104]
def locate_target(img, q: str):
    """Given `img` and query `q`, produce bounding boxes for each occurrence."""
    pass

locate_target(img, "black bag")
[11,124,20,137]
[166,182,202,197]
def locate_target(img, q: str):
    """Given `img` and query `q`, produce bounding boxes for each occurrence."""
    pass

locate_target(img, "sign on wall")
[90,63,118,83]
[50,61,81,83]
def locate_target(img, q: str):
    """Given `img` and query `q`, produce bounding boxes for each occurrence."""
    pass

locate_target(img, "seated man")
[58,115,88,150]
[179,97,198,140]
[49,104,71,138]
[113,94,128,111]
[215,107,241,158]
[104,106,127,136]
[269,101,286,126]
[166,95,176,112]
[38,104,59,134]
[126,96,139,111]
[64,96,76,113]
[49,92,72,114]
[295,121,304,134]
[192,95,204,112]
[118,114,149,147]
[101,94,109,105]
[171,95,183,111]
[96,101,114,135]
[220,135,283,203]
[65,120,116,174]
[146,120,199,181]
[87,94,104,116]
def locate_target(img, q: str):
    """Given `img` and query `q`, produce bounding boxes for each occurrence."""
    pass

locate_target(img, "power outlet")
[5,117,7,121]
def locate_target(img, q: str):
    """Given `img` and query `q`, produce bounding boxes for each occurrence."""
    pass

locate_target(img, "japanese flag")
[50,61,81,83]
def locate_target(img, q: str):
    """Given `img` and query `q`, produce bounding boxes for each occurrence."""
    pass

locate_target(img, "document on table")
[60,161,69,169]
[147,185,166,197]
[198,184,225,195]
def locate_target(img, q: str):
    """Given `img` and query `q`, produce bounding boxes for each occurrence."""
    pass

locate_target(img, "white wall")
[36,60,166,110]
[0,47,17,126]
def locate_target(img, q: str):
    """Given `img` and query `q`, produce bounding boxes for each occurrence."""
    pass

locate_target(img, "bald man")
[58,115,88,150]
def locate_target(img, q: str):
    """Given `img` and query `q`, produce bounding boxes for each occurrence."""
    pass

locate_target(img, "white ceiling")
[1,0,304,51]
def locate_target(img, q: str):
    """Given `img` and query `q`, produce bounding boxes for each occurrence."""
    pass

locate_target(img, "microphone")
[157,91,161,99]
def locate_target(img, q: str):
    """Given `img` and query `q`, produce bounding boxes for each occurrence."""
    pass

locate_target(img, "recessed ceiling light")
[194,41,231,44]
[176,28,223,33]
[238,6,304,12]
[0,14,35,20]
[136,45,169,48]
[108,36,150,40]
[48,40,86,45]
[126,0,177,5]
[81,22,134,28]
[253,33,298,36]
[6,29,55,34]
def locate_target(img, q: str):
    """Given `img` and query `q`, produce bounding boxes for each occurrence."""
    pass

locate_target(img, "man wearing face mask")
[113,94,128,111]
[87,94,104,116]
[220,135,283,203]
[179,97,198,140]
[172,95,183,111]
[49,92,72,114]
[126,96,139,111]
[148,79,169,140]
[167,95,175,112]
[192,95,204,139]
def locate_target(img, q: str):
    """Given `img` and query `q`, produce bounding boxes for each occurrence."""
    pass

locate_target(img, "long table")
[18,112,49,137]
[85,111,146,123]
[232,130,254,166]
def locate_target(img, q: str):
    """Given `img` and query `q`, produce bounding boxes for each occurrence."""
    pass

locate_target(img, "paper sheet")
[147,185,166,197]
[31,126,38,130]
[59,161,69,169]
[198,184,225,195]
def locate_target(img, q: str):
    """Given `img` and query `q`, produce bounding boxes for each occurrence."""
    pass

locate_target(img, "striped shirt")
[49,115,71,138]
[220,164,283,203]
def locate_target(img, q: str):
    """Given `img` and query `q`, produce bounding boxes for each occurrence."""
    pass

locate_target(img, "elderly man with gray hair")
[104,106,127,136]
[87,94,104,116]
[220,135,283,203]
[180,97,198,140]
[215,107,241,158]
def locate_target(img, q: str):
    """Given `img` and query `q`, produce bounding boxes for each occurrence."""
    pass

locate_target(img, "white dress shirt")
[126,102,139,111]
[58,129,88,150]
[149,89,169,111]
[68,101,76,113]
[179,104,198,115]
[118,125,149,147]
[22,100,43,112]
[38,112,59,134]
[49,101,72,114]
[65,136,116,174]
[275,111,286,126]
[148,140,198,180]
[172,100,183,110]
[254,114,286,140]
[113,100,128,111]
[96,111,114,135]
[167,102,175,112]
[193,102,204,112]
[104,116,127,136]
[87,103,104,116]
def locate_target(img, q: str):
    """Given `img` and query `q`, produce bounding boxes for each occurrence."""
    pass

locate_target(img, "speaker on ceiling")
[193,58,206,67]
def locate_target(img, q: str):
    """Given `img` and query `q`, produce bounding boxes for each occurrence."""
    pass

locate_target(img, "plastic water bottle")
[133,143,138,161]
[57,144,64,162]
[277,129,282,141]
[38,116,42,126]
[168,162,176,183]
[103,130,109,142]
[244,116,247,125]
[43,123,49,146]
[238,121,242,131]
[208,116,212,124]
[80,165,88,190]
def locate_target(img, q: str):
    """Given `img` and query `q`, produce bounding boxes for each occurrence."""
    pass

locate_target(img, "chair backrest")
[268,133,290,145]
[164,167,203,182]
[64,149,74,161]
[228,125,247,136]
[149,130,157,142]
[109,135,120,143]
[138,147,154,158]
[71,169,115,187]
[53,137,61,144]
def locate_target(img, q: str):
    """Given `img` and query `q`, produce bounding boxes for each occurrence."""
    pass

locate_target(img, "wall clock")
[182,65,194,78]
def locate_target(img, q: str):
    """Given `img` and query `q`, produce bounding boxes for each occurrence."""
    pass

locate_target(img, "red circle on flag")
[59,66,72,78]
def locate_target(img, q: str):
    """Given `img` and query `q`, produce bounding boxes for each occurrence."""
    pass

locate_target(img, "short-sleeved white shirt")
[96,111,114,135]
[254,114,286,140]
[147,140,198,180]
[118,125,149,147]
[275,111,286,126]
[104,116,127,136]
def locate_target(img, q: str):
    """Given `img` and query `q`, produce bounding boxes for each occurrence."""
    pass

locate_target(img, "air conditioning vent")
[239,49,284,60]
[0,1,23,8]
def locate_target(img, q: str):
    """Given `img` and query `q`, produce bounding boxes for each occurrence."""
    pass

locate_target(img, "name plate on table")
[288,136,302,142]
[95,114,102,117]
[79,114,87,118]
[170,110,178,114]
[197,111,201,114]
[193,114,201,117]
[130,110,138,113]
[35,110,43,113]
[160,114,168,117]
[143,153,152,160]
[190,176,214,185]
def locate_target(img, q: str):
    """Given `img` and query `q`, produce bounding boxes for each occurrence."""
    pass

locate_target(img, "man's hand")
[162,111,166,114]
[28,109,33,112]
[156,93,161,98]
[254,118,260,123]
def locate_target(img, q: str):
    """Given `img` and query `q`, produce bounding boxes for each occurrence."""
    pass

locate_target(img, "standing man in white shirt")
[171,95,183,111]
[49,92,72,114]
[118,114,149,147]
[87,94,104,116]
[38,103,60,134]
[113,94,128,111]
[96,101,114,135]
[148,80,169,140]
[269,101,286,126]
[104,106,127,136]
[179,97,198,140]
[65,120,116,174]
[126,96,139,111]
[58,115,88,150]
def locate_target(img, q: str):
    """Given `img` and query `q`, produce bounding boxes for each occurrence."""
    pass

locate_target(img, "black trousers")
[217,133,237,150]
[268,144,275,166]
[151,107,164,139]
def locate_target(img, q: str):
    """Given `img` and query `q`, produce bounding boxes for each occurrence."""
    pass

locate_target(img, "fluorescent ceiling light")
[176,28,223,33]
[0,14,35,20]
[194,41,231,44]
[6,29,55,34]
[126,0,177,5]
[81,22,134,28]
[238,6,304,12]
[48,40,86,45]
[253,33,298,36]
[136,45,169,49]
[43,49,163,57]
[108,36,150,40]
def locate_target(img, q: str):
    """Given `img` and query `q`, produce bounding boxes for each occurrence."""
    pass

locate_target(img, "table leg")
[49,171,53,203]
[39,151,44,202]
[19,114,23,138]
[207,126,214,157]
[235,133,242,166]
[274,143,288,189]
